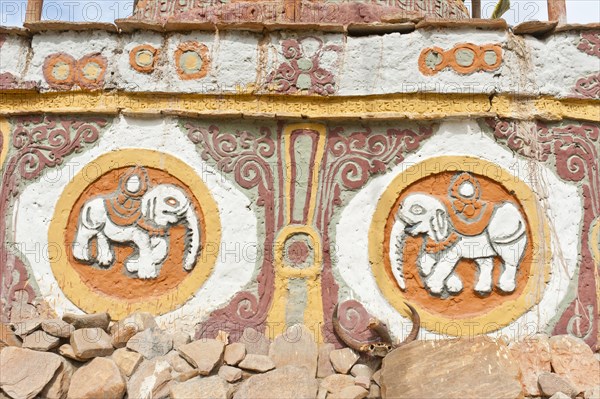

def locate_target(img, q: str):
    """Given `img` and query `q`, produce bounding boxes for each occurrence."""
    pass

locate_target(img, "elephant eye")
[164,197,179,207]
[410,204,425,215]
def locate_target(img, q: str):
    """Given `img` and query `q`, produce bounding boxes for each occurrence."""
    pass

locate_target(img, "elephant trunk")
[182,206,201,271]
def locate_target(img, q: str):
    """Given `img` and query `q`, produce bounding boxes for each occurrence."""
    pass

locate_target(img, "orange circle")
[130,44,158,74]
[451,43,481,74]
[43,53,76,90]
[174,42,210,80]
[480,44,503,71]
[418,46,449,76]
[64,167,206,300]
[76,53,107,90]
[383,171,533,318]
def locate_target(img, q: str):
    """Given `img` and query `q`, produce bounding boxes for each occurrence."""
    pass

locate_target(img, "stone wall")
[1,23,599,352]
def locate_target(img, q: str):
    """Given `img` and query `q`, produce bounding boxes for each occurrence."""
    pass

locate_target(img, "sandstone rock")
[172,331,191,349]
[508,334,551,396]
[355,375,371,389]
[239,328,271,355]
[317,387,328,399]
[0,347,62,399]
[269,324,318,376]
[112,347,144,377]
[174,369,200,383]
[380,337,522,399]
[126,327,173,359]
[368,384,381,399]
[40,357,74,399]
[170,376,232,399]
[351,364,374,379]
[0,323,21,349]
[127,358,173,399]
[219,365,243,382]
[70,328,114,359]
[9,292,39,323]
[238,354,276,372]
[42,319,75,338]
[22,330,61,351]
[550,335,600,394]
[58,344,86,362]
[550,393,572,399]
[67,357,125,399]
[110,312,157,348]
[330,386,369,399]
[12,319,41,336]
[234,366,319,399]
[225,342,246,365]
[330,348,359,374]
[321,374,355,393]
[63,313,110,330]
[165,350,194,373]
[538,372,579,398]
[317,343,336,378]
[585,385,600,399]
[372,370,381,386]
[178,339,224,375]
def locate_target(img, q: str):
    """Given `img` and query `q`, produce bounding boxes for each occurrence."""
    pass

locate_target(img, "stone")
[112,347,144,377]
[67,357,125,399]
[225,342,246,365]
[0,347,62,399]
[355,375,371,390]
[508,334,551,396]
[9,292,39,323]
[538,372,579,398]
[127,358,173,399]
[321,374,356,393]
[368,384,381,399]
[585,386,600,399]
[219,365,243,382]
[330,348,360,374]
[550,393,572,399]
[269,324,318,376]
[63,313,110,330]
[380,337,522,399]
[174,369,200,382]
[317,343,336,378]
[234,366,319,399]
[0,323,22,349]
[165,350,194,373]
[550,335,600,394]
[317,387,328,399]
[70,328,114,359]
[238,354,276,373]
[22,330,61,351]
[126,327,173,359]
[12,319,42,336]
[372,370,381,386]
[40,357,74,399]
[42,319,75,338]
[58,344,86,362]
[351,364,374,379]
[172,331,191,349]
[170,376,232,399]
[239,328,271,355]
[216,330,230,345]
[178,339,224,375]
[109,311,157,348]
[330,386,369,399]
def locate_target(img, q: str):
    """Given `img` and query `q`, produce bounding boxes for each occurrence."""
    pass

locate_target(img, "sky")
[0,0,598,27]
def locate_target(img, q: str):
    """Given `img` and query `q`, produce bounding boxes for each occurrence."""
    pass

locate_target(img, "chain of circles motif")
[418,43,503,76]
[43,53,107,90]
[129,42,211,80]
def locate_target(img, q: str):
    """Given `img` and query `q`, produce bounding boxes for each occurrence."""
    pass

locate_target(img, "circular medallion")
[130,44,158,74]
[49,150,221,318]
[43,53,76,90]
[369,156,551,335]
[174,42,210,80]
[76,54,107,90]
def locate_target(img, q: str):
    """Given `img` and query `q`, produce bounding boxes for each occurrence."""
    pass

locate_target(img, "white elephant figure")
[395,193,527,296]
[72,172,201,279]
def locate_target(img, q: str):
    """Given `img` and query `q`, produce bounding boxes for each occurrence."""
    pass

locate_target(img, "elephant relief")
[393,172,527,296]
[72,166,201,279]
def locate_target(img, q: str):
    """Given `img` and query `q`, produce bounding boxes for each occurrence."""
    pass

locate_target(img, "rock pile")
[1,312,599,399]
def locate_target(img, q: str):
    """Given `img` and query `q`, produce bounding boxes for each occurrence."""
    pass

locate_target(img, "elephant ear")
[430,208,450,242]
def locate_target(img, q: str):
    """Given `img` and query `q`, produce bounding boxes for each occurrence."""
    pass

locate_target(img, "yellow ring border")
[369,155,552,335]
[48,149,222,319]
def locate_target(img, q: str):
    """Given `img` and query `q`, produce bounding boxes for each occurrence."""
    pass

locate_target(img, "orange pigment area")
[384,172,532,318]
[65,167,205,301]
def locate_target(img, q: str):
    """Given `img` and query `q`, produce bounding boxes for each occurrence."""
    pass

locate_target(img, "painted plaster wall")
[0,28,598,98]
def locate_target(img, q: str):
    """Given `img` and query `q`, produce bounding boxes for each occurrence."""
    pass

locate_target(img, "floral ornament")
[266,36,341,96]
[449,172,484,218]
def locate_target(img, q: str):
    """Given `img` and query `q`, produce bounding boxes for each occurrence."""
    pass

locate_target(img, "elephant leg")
[474,257,494,295]
[418,252,436,277]
[72,225,98,263]
[127,231,158,279]
[426,252,459,295]
[445,272,463,294]
[149,236,168,264]
[95,232,114,267]
[493,236,527,293]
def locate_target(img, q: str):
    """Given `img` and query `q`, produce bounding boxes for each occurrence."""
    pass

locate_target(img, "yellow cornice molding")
[0,92,598,123]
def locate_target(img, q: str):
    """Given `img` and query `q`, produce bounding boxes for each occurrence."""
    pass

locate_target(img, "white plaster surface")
[0,34,30,77]
[336,119,582,341]
[14,116,258,333]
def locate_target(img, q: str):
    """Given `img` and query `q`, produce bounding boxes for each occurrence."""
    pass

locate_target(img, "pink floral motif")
[266,36,341,96]
[573,73,600,99]
[577,32,600,58]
